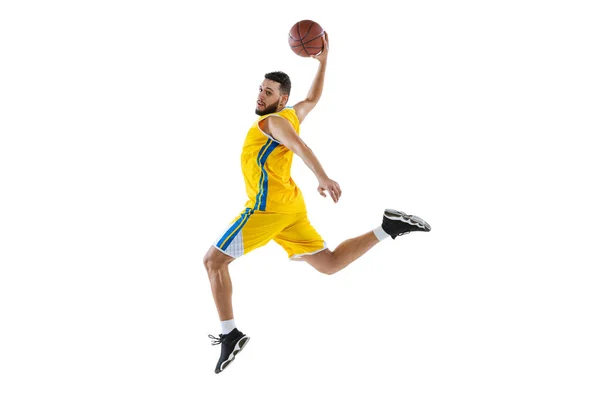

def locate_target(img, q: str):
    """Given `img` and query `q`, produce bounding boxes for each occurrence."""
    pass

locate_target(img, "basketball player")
[205,33,431,374]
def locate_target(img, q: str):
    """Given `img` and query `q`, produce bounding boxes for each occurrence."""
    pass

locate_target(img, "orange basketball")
[288,20,325,57]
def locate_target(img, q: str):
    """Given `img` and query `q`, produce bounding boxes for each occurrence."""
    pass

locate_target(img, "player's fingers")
[329,184,340,200]
[330,189,338,203]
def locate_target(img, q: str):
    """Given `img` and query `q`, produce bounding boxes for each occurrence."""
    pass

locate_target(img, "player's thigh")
[273,213,327,260]
[213,209,289,258]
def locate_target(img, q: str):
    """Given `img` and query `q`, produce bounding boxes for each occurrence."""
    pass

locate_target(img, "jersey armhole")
[257,115,287,144]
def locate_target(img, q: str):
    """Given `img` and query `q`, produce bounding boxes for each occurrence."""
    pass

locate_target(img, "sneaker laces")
[208,334,224,345]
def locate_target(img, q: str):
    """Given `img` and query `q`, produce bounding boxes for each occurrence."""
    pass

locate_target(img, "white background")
[1,0,599,399]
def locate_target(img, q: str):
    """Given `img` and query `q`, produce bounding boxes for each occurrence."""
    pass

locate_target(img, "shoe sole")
[384,209,431,232]
[218,336,250,373]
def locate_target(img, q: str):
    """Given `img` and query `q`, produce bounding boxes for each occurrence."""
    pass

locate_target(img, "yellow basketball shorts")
[213,207,327,259]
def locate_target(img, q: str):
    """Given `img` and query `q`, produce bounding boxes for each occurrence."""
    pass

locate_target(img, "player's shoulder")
[259,109,298,136]
[279,106,298,116]
[260,107,298,124]
[278,107,300,125]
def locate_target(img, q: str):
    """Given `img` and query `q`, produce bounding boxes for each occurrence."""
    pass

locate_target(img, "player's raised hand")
[317,176,341,203]
[312,31,329,62]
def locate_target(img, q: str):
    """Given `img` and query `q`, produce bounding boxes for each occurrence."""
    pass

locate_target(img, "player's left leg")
[283,209,432,275]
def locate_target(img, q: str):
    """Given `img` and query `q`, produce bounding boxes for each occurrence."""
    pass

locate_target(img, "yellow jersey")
[241,107,306,213]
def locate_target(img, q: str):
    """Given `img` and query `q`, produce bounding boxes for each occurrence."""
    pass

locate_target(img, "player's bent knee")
[303,250,339,275]
[204,257,226,275]
[318,266,337,275]
[203,247,234,273]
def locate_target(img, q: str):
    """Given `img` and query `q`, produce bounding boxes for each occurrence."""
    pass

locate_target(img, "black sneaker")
[382,209,431,239]
[209,328,250,374]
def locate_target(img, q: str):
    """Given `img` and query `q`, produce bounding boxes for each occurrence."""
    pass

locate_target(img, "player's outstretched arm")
[262,116,341,203]
[293,32,329,124]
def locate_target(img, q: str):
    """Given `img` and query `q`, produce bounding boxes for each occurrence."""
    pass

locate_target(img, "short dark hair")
[264,71,291,97]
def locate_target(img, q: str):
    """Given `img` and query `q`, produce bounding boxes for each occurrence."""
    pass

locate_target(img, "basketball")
[288,20,325,57]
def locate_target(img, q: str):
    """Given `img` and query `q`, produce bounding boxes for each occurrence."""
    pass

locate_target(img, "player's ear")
[280,94,289,107]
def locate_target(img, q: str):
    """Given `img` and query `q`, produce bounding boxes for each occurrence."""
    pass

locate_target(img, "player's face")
[255,79,283,116]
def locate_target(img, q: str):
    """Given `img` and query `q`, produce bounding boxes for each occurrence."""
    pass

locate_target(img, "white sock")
[220,319,236,335]
[373,225,390,241]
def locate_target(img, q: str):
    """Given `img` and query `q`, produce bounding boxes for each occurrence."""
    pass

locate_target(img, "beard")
[255,99,281,116]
